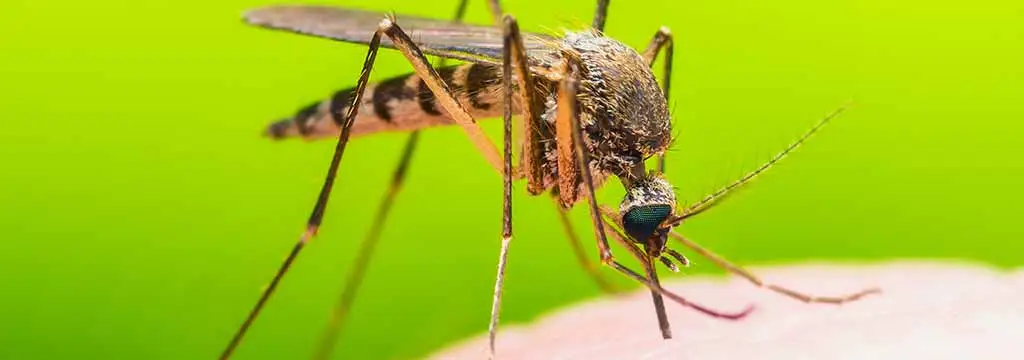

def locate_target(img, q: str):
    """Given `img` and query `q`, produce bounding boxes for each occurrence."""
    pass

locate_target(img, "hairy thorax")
[538,31,672,198]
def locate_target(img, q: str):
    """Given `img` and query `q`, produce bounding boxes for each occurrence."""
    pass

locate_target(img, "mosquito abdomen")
[265,63,509,140]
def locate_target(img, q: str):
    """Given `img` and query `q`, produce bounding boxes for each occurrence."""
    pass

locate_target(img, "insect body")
[267,31,668,207]
[220,2,880,359]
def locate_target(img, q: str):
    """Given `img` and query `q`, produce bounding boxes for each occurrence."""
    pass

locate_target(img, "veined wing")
[244,5,564,74]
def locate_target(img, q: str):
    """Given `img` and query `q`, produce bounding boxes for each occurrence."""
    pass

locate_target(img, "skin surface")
[429,261,1024,360]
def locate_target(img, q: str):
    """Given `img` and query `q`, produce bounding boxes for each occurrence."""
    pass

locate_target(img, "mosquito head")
[619,173,676,257]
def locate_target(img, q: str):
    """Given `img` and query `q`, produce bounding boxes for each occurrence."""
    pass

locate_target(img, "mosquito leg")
[669,231,881,304]
[375,14,524,357]
[484,14,522,359]
[218,29,385,360]
[378,17,510,177]
[483,11,562,355]
[486,14,548,356]
[557,56,612,273]
[592,0,611,31]
[640,245,672,338]
[312,4,475,359]
[551,196,621,294]
[642,27,674,173]
[451,0,470,28]
[474,0,546,195]
[555,56,678,338]
[499,11,546,195]
[486,0,505,24]
[554,70,579,205]
[642,26,673,68]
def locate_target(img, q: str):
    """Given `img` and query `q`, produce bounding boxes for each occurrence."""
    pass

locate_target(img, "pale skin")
[430,261,1024,360]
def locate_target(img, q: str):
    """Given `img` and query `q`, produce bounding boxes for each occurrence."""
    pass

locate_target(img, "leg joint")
[377,17,394,32]
[658,26,672,37]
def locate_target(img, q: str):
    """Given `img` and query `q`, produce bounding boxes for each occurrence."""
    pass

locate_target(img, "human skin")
[429,261,1024,360]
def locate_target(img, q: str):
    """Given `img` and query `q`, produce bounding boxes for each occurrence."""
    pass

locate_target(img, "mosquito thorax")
[562,31,672,177]
[619,174,676,255]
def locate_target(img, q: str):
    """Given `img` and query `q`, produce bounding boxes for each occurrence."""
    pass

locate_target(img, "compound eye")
[622,204,673,242]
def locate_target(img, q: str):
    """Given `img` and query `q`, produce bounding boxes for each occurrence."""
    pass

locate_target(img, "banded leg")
[484,1,545,197]
[642,27,674,173]
[556,59,670,338]
[218,29,384,360]
[557,56,751,339]
[486,14,534,358]
[312,2,473,359]
[552,197,620,294]
[640,242,671,339]
[669,231,881,304]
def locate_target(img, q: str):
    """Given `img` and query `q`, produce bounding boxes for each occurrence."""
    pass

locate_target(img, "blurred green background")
[1,0,1022,359]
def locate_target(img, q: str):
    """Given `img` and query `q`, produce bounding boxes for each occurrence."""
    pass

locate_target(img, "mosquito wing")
[245,5,564,75]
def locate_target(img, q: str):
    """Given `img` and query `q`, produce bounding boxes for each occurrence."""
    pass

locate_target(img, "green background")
[1,0,1021,359]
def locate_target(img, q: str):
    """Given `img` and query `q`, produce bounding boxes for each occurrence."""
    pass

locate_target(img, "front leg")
[556,51,679,339]
[643,27,674,173]
[557,49,752,341]
[485,13,533,360]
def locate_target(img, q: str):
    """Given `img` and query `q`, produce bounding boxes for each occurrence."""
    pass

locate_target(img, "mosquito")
[220,1,881,359]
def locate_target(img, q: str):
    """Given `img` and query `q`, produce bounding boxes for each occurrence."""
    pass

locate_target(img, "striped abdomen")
[266,63,513,140]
